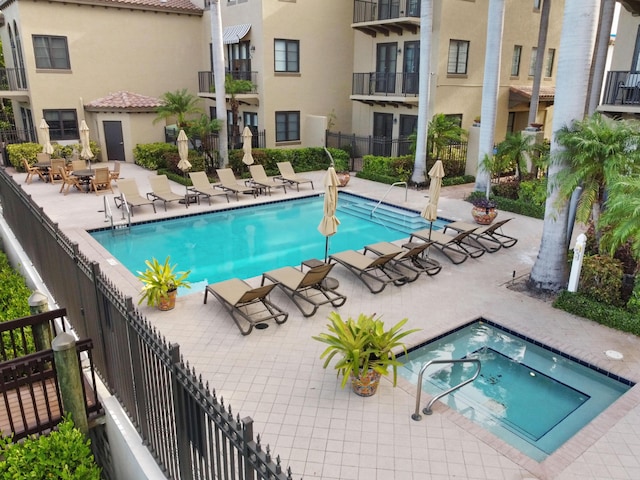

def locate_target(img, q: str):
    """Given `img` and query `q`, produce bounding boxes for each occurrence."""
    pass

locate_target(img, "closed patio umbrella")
[318,166,340,262]
[39,119,54,155]
[241,126,254,165]
[177,129,191,172]
[80,120,93,169]
[421,160,445,239]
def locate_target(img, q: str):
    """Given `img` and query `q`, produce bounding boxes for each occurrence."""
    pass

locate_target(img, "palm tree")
[154,89,203,128]
[528,0,551,126]
[225,75,254,148]
[528,0,600,293]
[427,113,466,167]
[554,113,640,246]
[600,176,640,259]
[495,131,544,181]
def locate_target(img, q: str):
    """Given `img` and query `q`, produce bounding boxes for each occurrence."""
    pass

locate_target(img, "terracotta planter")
[337,172,350,187]
[351,369,382,397]
[158,289,177,311]
[471,206,498,225]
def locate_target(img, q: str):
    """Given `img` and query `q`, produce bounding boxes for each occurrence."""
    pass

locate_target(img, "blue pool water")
[90,193,448,289]
[399,319,633,461]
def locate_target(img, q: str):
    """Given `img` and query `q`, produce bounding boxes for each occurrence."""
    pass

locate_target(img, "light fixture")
[397,48,402,55]
[250,45,255,53]
[393,117,398,124]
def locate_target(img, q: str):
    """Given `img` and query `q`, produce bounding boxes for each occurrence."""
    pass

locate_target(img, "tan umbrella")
[79,120,93,169]
[241,126,254,165]
[317,166,341,262]
[176,129,191,172]
[39,119,54,155]
[421,160,445,239]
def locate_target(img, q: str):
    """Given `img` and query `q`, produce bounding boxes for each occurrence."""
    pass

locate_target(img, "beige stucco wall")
[610,7,638,71]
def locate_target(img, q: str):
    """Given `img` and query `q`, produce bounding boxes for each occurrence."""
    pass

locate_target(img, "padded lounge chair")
[444,218,517,251]
[147,174,186,210]
[261,263,347,317]
[114,178,156,216]
[188,171,229,205]
[216,168,257,200]
[249,164,287,195]
[329,250,408,294]
[410,226,484,264]
[204,278,288,335]
[363,241,442,280]
[276,162,314,191]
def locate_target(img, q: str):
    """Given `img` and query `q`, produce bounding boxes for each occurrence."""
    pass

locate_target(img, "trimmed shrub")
[579,254,624,306]
[0,251,31,322]
[518,178,547,206]
[133,143,177,170]
[6,143,43,169]
[442,175,475,187]
[227,147,348,178]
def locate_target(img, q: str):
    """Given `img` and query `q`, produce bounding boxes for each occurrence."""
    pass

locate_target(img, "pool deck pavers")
[6,162,640,480]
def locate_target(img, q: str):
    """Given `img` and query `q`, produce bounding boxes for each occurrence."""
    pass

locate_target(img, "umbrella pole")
[324,237,330,263]
[429,222,433,240]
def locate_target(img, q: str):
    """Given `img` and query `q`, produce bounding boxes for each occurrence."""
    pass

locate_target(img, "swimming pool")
[90,193,448,288]
[399,318,633,461]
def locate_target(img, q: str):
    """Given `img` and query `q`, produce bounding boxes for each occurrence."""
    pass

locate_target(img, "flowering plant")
[470,196,497,209]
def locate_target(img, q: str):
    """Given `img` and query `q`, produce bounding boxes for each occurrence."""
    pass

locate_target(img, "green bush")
[6,143,43,169]
[442,175,475,187]
[133,142,177,170]
[493,196,545,219]
[227,147,348,178]
[579,254,624,306]
[0,416,101,479]
[518,177,547,206]
[554,290,640,336]
[627,276,640,314]
[492,180,519,199]
[0,251,31,322]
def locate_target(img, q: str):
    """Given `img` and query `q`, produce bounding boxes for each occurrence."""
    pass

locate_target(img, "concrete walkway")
[6,162,640,480]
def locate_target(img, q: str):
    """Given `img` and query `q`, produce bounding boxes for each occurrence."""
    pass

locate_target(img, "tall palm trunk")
[586,0,616,115]
[474,0,505,196]
[528,0,551,126]
[528,0,600,292]
[211,0,229,166]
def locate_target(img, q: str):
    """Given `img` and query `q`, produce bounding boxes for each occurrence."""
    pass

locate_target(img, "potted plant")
[469,195,498,225]
[312,312,420,396]
[137,256,191,311]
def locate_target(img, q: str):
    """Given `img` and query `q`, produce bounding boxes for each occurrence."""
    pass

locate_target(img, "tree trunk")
[529,0,600,292]
[586,0,616,115]
[211,0,229,166]
[527,0,551,127]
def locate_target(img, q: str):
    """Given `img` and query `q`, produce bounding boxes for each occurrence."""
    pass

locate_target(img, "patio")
[7,162,640,480]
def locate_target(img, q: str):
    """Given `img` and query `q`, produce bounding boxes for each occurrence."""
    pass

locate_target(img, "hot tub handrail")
[370,181,408,218]
[411,357,481,421]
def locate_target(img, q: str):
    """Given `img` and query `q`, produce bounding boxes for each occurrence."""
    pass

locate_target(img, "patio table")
[72,169,95,192]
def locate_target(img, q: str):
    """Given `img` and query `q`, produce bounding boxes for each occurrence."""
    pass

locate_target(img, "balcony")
[0,68,29,100]
[197,71,259,105]
[352,0,420,37]
[351,72,419,106]
[600,70,640,114]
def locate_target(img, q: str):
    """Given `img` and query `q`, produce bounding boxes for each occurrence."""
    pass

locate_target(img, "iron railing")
[198,71,259,95]
[0,168,297,480]
[601,70,640,106]
[353,0,421,23]
[352,72,420,97]
[0,67,28,91]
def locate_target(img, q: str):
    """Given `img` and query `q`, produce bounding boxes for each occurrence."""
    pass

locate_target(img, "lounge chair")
[329,250,408,294]
[147,174,186,210]
[22,158,46,184]
[363,241,442,280]
[261,263,347,317]
[114,178,156,216]
[249,164,287,195]
[410,226,484,264]
[188,171,229,205]
[444,218,518,251]
[90,167,114,195]
[48,158,65,184]
[58,166,83,195]
[275,162,314,191]
[204,278,288,335]
[216,168,257,200]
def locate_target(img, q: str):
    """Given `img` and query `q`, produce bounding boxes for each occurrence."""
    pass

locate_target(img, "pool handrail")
[411,357,481,421]
[370,181,407,219]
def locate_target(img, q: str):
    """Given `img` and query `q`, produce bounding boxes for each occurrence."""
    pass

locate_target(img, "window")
[447,40,469,74]
[275,111,300,142]
[528,47,537,76]
[33,35,70,69]
[533,0,542,10]
[274,39,299,73]
[511,45,522,76]
[545,48,555,77]
[43,109,78,140]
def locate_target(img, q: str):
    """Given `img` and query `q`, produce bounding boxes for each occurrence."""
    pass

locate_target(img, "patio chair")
[22,159,46,184]
[363,241,442,280]
[147,174,186,210]
[216,168,257,200]
[110,161,121,181]
[90,167,114,195]
[329,250,408,294]
[58,166,83,195]
[36,152,50,164]
[188,171,229,205]
[114,178,156,216]
[410,226,484,264]
[249,164,287,195]
[261,263,347,317]
[71,159,87,172]
[444,218,518,251]
[204,278,288,335]
[275,162,314,191]
[48,159,65,184]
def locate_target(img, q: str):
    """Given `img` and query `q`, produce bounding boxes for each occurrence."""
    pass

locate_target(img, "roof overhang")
[619,1,640,15]
[223,24,251,45]
[508,86,555,109]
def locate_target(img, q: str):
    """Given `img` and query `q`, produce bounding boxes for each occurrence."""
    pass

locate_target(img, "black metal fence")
[353,0,420,23]
[0,168,296,480]
[198,71,259,95]
[602,70,640,106]
[352,72,419,97]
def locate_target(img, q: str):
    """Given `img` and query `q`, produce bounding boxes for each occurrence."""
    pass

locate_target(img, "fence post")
[243,416,256,480]
[52,332,89,435]
[29,290,52,351]
[170,344,193,480]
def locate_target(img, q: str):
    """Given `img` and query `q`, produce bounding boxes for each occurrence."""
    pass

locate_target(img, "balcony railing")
[0,68,27,91]
[353,0,420,23]
[352,72,420,97]
[602,70,640,106]
[198,71,258,95]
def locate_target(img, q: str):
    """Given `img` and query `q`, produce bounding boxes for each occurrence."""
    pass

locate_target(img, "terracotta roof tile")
[509,85,556,101]
[79,0,201,13]
[86,91,164,110]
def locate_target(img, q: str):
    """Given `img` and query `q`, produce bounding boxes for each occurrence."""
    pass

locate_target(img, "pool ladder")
[370,181,408,218]
[104,195,131,233]
[411,357,481,421]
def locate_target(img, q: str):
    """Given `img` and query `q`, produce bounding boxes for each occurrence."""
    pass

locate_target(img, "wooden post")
[52,332,88,435]
[29,290,52,352]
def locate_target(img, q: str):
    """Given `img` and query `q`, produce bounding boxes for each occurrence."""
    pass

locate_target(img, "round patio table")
[71,169,95,192]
